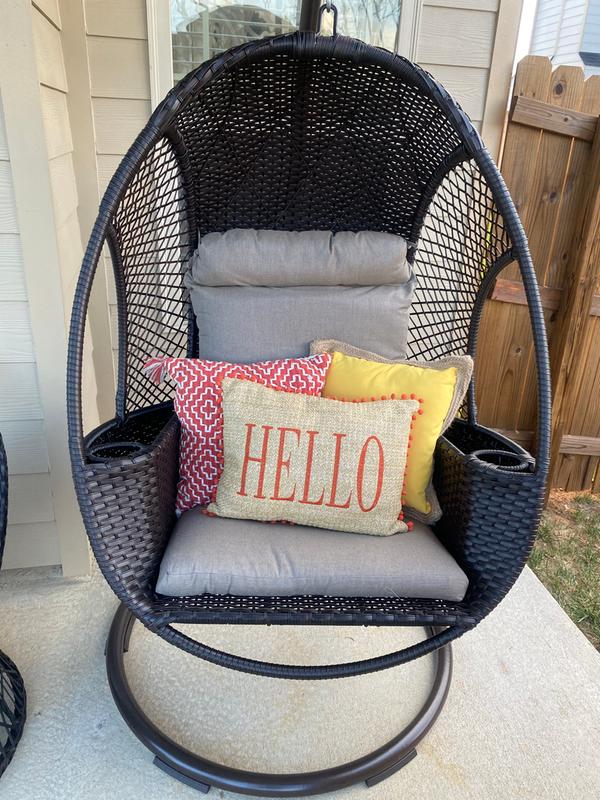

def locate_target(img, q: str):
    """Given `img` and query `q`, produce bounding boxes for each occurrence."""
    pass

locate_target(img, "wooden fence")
[475,56,600,493]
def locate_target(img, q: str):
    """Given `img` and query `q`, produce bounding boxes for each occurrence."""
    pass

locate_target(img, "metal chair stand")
[106,604,452,797]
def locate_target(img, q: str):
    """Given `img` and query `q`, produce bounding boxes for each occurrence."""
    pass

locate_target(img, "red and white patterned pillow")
[142,354,332,514]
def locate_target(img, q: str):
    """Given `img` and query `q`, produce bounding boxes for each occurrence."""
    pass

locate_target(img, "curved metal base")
[106,604,452,797]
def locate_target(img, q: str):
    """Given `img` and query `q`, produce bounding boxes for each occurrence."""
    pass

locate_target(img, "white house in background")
[530,0,600,75]
[0,0,523,576]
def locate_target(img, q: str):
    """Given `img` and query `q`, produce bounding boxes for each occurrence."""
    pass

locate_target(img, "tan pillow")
[310,339,474,524]
[208,378,419,536]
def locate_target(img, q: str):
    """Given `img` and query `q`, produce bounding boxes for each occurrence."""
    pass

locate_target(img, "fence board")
[511,95,597,141]
[549,125,600,493]
[551,75,600,490]
[477,57,600,493]
[476,57,551,434]
[515,68,595,439]
[490,278,600,315]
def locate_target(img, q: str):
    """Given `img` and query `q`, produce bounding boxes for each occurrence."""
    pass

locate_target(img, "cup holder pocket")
[472,449,534,473]
[88,441,145,462]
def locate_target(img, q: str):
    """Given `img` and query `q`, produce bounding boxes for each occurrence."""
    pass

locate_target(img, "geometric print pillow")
[142,354,332,514]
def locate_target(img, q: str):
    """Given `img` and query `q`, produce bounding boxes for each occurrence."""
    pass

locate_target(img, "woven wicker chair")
[67,26,551,797]
[0,434,27,780]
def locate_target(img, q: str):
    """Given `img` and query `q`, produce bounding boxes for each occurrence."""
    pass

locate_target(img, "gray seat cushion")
[156,510,469,601]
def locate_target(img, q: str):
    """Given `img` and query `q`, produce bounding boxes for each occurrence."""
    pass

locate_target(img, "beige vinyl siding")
[4,522,61,567]
[532,0,600,76]
[32,3,101,439]
[96,153,122,195]
[417,0,522,157]
[93,98,150,155]
[0,303,35,363]
[85,0,151,372]
[0,235,27,302]
[8,473,55,525]
[0,1,97,573]
[33,10,84,322]
[33,0,61,28]
[32,9,68,91]
[85,0,148,40]
[1,421,50,475]
[0,94,58,570]
[417,0,498,132]
[88,38,150,99]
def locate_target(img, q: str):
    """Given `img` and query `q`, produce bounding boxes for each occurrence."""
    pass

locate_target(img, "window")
[147,1,421,106]
[171,1,303,84]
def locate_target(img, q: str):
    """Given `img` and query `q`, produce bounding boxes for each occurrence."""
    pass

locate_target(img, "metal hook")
[316,2,338,36]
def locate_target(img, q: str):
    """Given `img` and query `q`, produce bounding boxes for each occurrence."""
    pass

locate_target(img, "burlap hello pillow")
[208,378,419,536]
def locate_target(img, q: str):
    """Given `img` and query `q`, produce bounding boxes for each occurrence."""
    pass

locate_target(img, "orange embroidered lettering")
[356,435,384,512]
[271,427,301,501]
[299,430,325,506]
[237,423,273,499]
[325,432,352,509]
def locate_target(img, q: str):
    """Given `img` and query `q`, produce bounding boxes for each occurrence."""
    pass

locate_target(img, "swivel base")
[106,604,452,797]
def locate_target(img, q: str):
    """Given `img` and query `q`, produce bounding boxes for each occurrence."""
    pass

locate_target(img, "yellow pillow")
[313,343,473,522]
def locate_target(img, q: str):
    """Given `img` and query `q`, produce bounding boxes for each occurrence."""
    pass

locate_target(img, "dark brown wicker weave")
[67,31,551,682]
[0,434,27,779]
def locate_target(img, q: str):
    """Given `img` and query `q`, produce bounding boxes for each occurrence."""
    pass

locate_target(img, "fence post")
[548,118,600,489]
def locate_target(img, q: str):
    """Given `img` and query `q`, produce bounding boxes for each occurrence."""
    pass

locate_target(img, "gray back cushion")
[189,229,409,285]
[185,229,414,363]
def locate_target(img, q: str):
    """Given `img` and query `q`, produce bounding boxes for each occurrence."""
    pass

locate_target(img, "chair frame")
[67,28,551,795]
[68,31,550,681]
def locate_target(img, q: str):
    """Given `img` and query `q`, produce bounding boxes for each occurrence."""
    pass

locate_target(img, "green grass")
[529,492,600,650]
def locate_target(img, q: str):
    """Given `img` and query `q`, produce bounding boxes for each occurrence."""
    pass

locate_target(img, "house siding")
[581,0,600,74]
[556,0,587,65]
[0,95,60,570]
[32,7,87,333]
[531,0,563,55]
[417,0,502,133]
[531,0,600,75]
[84,0,152,371]
[1,1,103,573]
[30,1,97,573]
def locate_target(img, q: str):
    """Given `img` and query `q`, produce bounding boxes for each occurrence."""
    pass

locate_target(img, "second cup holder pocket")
[472,449,534,473]
[89,441,145,461]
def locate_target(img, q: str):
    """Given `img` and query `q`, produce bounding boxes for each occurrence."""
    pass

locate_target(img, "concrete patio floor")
[0,564,599,800]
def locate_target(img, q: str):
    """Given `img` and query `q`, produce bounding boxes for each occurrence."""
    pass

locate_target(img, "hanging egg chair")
[67,12,551,797]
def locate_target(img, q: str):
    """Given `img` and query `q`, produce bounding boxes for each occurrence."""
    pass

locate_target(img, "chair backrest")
[70,33,549,470]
